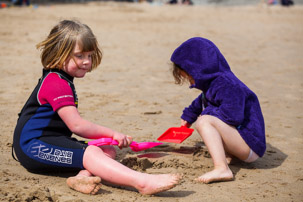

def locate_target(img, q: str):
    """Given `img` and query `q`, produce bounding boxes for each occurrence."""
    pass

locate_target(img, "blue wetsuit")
[13,69,87,172]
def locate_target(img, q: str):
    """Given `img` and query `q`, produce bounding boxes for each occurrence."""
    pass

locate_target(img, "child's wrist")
[110,130,116,139]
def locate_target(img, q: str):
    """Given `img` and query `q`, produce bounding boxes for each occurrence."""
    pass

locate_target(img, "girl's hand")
[112,132,132,149]
[181,119,191,128]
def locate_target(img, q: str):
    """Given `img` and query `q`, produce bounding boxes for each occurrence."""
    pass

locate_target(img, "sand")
[0,1,302,201]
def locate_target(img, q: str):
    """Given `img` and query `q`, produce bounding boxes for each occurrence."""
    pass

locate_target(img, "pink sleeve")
[38,73,76,111]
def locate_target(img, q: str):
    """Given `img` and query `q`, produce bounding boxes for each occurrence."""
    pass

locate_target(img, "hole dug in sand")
[120,146,212,174]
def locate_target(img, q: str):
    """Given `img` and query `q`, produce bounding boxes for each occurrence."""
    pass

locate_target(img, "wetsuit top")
[171,37,266,157]
[13,69,85,170]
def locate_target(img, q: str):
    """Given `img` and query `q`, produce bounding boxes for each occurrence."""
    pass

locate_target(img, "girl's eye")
[75,54,83,59]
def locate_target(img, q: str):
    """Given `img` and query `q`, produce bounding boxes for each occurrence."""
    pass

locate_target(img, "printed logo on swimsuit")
[29,142,73,165]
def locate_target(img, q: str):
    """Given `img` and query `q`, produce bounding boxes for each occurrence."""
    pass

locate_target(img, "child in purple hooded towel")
[170,37,266,183]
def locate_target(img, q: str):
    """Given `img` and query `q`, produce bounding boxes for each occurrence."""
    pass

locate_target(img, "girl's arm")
[57,105,131,147]
[181,93,204,124]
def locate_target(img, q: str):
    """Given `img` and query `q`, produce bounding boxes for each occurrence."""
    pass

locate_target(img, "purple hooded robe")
[171,37,266,157]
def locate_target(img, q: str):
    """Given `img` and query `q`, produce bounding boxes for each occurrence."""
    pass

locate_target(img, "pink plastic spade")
[88,138,163,152]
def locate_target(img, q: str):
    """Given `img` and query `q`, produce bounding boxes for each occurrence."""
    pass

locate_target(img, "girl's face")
[63,41,93,78]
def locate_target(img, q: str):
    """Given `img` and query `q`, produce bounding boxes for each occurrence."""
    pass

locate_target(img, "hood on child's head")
[170,37,231,92]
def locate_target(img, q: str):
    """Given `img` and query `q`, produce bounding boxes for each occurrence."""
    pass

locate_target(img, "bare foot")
[195,168,233,184]
[136,173,183,195]
[66,175,102,195]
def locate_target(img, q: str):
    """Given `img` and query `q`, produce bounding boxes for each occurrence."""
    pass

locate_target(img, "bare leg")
[83,145,182,195]
[194,115,251,184]
[225,152,233,165]
[222,142,235,165]
[66,145,116,194]
[98,145,117,159]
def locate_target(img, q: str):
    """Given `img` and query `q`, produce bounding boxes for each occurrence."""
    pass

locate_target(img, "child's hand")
[181,119,191,128]
[112,132,132,149]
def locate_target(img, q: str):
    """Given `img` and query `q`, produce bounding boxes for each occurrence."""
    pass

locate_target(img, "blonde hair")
[36,20,102,71]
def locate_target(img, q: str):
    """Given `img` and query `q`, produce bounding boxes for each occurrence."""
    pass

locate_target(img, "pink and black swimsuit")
[13,69,87,172]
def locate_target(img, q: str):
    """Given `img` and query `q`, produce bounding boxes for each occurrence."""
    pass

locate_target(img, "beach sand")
[0,2,302,201]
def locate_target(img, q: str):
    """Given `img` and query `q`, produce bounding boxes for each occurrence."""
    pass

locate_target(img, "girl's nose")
[83,57,91,64]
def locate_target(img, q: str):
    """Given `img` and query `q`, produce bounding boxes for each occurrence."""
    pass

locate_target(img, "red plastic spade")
[157,126,194,143]
[88,138,163,152]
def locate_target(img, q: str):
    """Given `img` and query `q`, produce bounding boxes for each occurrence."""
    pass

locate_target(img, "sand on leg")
[66,145,116,194]
[66,170,102,195]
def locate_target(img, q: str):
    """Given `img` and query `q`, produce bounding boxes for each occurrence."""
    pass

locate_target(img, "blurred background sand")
[0,1,302,201]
